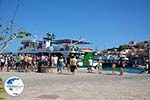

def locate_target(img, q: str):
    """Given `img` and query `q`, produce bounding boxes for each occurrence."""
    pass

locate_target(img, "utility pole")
[148,43,150,74]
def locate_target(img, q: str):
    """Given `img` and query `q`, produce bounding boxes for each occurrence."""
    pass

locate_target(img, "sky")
[0,0,150,52]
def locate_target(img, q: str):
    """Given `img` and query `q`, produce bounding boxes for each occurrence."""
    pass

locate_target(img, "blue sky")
[0,0,150,52]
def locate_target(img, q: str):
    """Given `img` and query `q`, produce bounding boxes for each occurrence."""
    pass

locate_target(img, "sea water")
[102,66,145,74]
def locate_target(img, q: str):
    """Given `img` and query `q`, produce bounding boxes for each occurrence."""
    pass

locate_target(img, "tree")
[118,44,129,51]
[134,43,144,49]
[0,20,31,53]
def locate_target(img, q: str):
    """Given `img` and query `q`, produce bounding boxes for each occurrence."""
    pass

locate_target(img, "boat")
[18,34,92,57]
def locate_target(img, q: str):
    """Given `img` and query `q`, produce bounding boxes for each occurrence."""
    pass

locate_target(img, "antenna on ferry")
[79,35,85,41]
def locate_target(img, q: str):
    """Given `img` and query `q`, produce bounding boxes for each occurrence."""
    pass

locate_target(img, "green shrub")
[0,98,5,100]
[0,78,2,84]
[0,77,5,100]
[0,88,5,94]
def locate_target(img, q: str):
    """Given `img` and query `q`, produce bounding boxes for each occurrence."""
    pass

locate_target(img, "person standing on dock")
[119,58,125,76]
[97,59,103,74]
[66,56,70,73]
[88,57,93,73]
[112,61,116,74]
[70,55,77,74]
[0,55,5,72]
[57,56,65,74]
[145,60,149,73]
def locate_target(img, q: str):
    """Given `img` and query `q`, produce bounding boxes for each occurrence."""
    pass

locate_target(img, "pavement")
[0,68,150,100]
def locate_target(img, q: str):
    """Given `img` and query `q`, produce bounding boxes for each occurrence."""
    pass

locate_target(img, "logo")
[5,76,24,96]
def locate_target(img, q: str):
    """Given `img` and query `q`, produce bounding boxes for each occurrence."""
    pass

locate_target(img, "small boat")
[133,65,146,69]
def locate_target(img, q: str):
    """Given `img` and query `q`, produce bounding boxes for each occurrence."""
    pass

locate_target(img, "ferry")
[18,33,100,67]
[18,33,92,57]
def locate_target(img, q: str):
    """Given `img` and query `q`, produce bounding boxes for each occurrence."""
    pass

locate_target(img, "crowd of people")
[0,54,79,74]
[0,53,127,75]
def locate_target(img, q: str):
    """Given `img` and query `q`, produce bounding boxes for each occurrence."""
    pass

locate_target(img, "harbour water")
[102,66,145,74]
